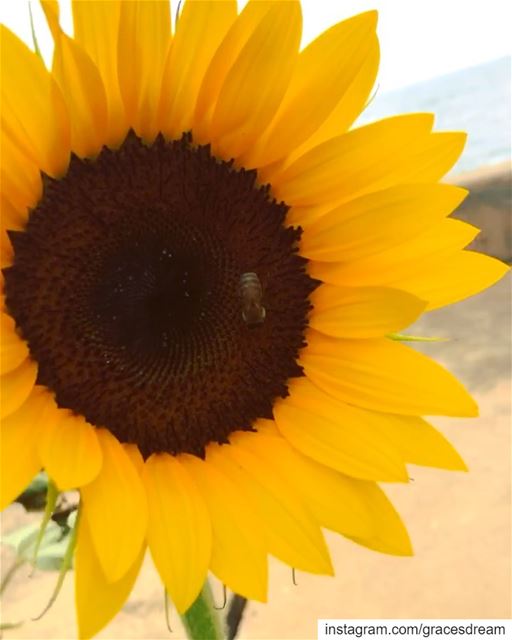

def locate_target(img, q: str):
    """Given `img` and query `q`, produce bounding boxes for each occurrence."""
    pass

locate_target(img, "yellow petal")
[0,388,48,509]
[75,512,144,640]
[38,409,103,490]
[118,0,171,142]
[1,195,26,232]
[183,452,268,603]
[41,0,108,158]
[273,378,408,481]
[309,285,426,339]
[289,37,380,161]
[123,443,145,476]
[0,133,42,213]
[194,0,279,143]
[348,484,413,556]
[258,420,411,554]
[302,331,478,417]
[0,358,37,419]
[143,453,212,613]
[209,1,302,160]
[217,434,333,575]
[379,415,467,471]
[0,312,29,374]
[0,235,13,271]
[241,11,378,168]
[309,218,480,287]
[0,25,70,177]
[159,0,237,139]
[276,129,466,206]
[80,429,147,583]
[301,184,467,262]
[396,250,510,311]
[397,131,467,183]
[268,113,434,205]
[250,423,374,539]
[72,0,128,148]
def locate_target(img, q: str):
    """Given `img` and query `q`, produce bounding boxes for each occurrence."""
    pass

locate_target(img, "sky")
[1,0,511,93]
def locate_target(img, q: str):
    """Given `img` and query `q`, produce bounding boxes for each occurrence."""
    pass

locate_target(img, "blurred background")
[1,1,511,638]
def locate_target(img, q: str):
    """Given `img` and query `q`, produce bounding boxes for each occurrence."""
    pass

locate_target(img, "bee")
[239,272,266,326]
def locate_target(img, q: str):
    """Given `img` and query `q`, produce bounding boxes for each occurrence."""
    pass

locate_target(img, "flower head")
[0,1,508,638]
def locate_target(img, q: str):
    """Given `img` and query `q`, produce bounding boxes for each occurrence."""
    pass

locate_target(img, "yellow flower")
[0,1,508,638]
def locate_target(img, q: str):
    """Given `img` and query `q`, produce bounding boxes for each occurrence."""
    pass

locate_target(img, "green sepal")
[32,479,59,568]
[180,581,224,640]
[388,332,449,343]
[28,1,43,61]
[32,504,82,621]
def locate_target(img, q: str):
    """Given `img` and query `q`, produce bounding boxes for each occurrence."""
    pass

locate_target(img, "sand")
[449,161,511,261]
[1,164,510,639]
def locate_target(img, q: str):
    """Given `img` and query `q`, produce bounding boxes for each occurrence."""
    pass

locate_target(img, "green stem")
[180,582,224,640]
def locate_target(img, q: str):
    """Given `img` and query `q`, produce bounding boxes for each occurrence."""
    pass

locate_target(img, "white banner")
[317,620,511,640]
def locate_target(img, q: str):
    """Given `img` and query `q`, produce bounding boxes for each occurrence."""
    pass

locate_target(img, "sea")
[358,56,511,175]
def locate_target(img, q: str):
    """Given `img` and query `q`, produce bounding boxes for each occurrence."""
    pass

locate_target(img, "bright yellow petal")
[216,434,333,575]
[41,0,108,158]
[0,388,48,510]
[0,134,42,213]
[1,195,25,233]
[289,37,379,161]
[241,11,378,168]
[38,408,103,490]
[209,1,302,160]
[257,421,412,554]
[0,358,37,419]
[194,0,278,143]
[276,128,466,207]
[309,218,480,287]
[273,378,408,481]
[159,0,237,139]
[143,453,212,613]
[0,235,13,271]
[302,331,478,417]
[72,0,128,148]
[250,422,375,539]
[80,429,147,583]
[301,184,467,262]
[0,26,70,177]
[267,113,434,205]
[396,250,510,311]
[75,512,144,640]
[123,443,145,476]
[183,452,268,603]
[118,0,171,142]
[309,285,426,339]
[397,131,467,183]
[0,312,29,374]
[348,484,413,556]
[379,414,467,471]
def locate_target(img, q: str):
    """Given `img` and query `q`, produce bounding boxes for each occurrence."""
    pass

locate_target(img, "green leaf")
[15,472,49,511]
[0,621,24,631]
[3,519,72,571]
[34,538,74,571]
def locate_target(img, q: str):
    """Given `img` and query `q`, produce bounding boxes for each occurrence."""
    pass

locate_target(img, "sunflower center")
[4,132,316,456]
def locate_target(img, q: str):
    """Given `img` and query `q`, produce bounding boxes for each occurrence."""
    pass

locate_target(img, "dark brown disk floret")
[4,132,317,457]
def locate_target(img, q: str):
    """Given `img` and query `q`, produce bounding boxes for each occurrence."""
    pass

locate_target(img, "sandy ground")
[1,171,510,639]
[449,161,511,262]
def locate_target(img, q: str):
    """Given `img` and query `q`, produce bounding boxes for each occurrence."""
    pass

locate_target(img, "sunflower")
[0,0,508,638]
